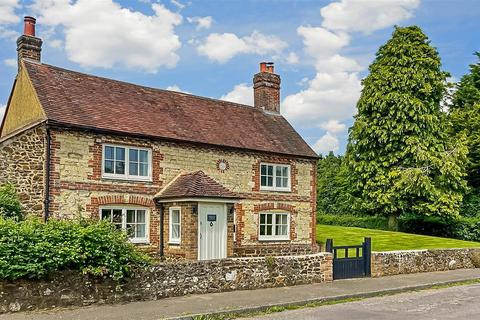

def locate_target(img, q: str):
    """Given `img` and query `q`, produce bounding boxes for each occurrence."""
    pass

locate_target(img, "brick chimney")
[17,16,42,68]
[253,62,281,113]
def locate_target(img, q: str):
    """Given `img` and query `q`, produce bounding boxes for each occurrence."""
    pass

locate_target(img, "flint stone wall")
[371,248,480,277]
[0,252,332,313]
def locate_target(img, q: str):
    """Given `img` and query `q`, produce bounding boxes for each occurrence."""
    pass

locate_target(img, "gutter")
[44,124,51,222]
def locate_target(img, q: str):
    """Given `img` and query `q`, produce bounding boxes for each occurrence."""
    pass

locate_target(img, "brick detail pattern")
[17,36,42,63]
[253,71,281,113]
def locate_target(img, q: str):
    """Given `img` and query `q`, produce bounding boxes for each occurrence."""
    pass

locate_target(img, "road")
[245,283,480,320]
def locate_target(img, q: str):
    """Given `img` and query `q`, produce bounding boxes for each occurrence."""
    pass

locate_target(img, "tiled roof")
[155,171,240,200]
[23,60,317,158]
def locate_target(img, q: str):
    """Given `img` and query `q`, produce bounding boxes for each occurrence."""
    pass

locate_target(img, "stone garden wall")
[0,252,332,313]
[371,248,480,277]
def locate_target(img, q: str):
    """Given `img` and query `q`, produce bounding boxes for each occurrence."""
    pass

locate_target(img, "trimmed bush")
[317,214,389,230]
[0,218,150,280]
[0,184,22,221]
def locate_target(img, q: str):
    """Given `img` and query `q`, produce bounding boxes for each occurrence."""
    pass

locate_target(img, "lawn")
[317,224,480,252]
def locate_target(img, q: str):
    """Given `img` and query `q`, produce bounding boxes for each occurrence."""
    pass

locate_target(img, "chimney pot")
[23,16,36,37]
[253,62,281,113]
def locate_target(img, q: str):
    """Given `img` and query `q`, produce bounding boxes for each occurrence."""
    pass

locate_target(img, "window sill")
[258,238,291,242]
[102,176,153,184]
[169,241,181,245]
[259,188,292,193]
[130,239,149,244]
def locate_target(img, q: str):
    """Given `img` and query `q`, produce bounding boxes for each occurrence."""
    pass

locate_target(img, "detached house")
[0,17,318,260]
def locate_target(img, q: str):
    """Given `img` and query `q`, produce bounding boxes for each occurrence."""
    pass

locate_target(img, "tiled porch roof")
[155,171,240,200]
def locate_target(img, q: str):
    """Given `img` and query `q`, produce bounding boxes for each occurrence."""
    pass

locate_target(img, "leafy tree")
[346,26,468,229]
[317,152,353,215]
[449,53,480,217]
[0,183,23,221]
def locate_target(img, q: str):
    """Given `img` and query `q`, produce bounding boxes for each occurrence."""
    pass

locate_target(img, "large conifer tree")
[346,26,467,228]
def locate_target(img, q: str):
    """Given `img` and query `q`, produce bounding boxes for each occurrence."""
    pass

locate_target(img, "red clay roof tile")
[24,60,317,158]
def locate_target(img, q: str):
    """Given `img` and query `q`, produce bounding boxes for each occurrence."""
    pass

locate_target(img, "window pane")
[136,224,146,238]
[127,210,135,223]
[267,165,273,175]
[115,161,125,174]
[276,166,282,177]
[171,225,179,239]
[171,210,180,223]
[116,147,125,161]
[139,150,148,163]
[275,225,282,236]
[105,146,114,160]
[129,162,138,175]
[126,224,135,237]
[101,209,111,221]
[267,176,273,186]
[275,214,282,225]
[260,214,265,224]
[104,160,114,174]
[139,163,148,176]
[112,209,122,223]
[282,177,289,188]
[129,149,138,162]
[282,214,287,224]
[281,225,287,235]
[282,166,288,176]
[276,177,282,187]
[261,165,266,175]
[260,225,265,235]
[137,210,146,223]
[261,176,267,187]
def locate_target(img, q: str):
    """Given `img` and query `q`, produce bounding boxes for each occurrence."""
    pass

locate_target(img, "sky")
[0,0,478,155]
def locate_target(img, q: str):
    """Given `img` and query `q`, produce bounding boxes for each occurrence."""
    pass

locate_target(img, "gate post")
[363,237,372,277]
[325,238,333,253]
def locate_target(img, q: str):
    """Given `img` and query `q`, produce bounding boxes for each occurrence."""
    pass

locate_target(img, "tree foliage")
[316,152,353,215]
[346,26,468,224]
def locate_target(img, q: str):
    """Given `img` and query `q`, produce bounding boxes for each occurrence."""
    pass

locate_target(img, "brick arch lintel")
[253,202,296,213]
[94,195,155,207]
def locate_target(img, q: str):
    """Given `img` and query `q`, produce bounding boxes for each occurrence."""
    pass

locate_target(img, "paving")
[245,282,480,319]
[1,268,480,320]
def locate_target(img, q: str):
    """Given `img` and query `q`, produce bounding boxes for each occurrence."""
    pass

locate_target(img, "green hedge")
[317,213,480,242]
[0,184,22,221]
[317,214,389,230]
[0,218,150,280]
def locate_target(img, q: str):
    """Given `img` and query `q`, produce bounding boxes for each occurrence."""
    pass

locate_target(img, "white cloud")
[0,104,6,123]
[319,120,347,133]
[321,0,420,34]
[313,132,340,154]
[0,0,20,24]
[32,0,182,72]
[170,0,186,10]
[197,30,287,63]
[286,52,299,64]
[3,58,16,67]
[187,16,213,30]
[220,83,253,106]
[165,85,190,94]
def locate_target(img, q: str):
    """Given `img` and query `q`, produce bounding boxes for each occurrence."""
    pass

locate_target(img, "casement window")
[169,207,181,244]
[259,212,290,241]
[102,144,152,181]
[260,163,291,191]
[100,207,149,243]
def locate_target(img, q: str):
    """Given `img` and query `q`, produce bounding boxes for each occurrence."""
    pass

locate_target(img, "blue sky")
[0,0,479,155]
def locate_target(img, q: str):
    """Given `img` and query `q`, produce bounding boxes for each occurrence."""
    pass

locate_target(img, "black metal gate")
[326,237,371,280]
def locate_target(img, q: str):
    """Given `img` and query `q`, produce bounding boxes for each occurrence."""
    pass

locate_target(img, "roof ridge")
[24,60,279,114]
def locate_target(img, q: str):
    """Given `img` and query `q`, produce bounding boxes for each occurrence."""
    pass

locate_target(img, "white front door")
[198,203,227,260]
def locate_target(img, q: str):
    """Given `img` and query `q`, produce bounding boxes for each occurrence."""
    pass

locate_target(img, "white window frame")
[99,206,150,244]
[102,144,152,182]
[258,212,290,241]
[169,206,182,244]
[259,163,291,192]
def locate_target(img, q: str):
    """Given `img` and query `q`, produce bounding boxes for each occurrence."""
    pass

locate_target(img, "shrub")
[317,214,389,230]
[460,192,480,217]
[0,184,22,221]
[0,218,151,280]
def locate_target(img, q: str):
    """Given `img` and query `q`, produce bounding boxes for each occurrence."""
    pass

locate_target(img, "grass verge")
[317,224,480,251]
